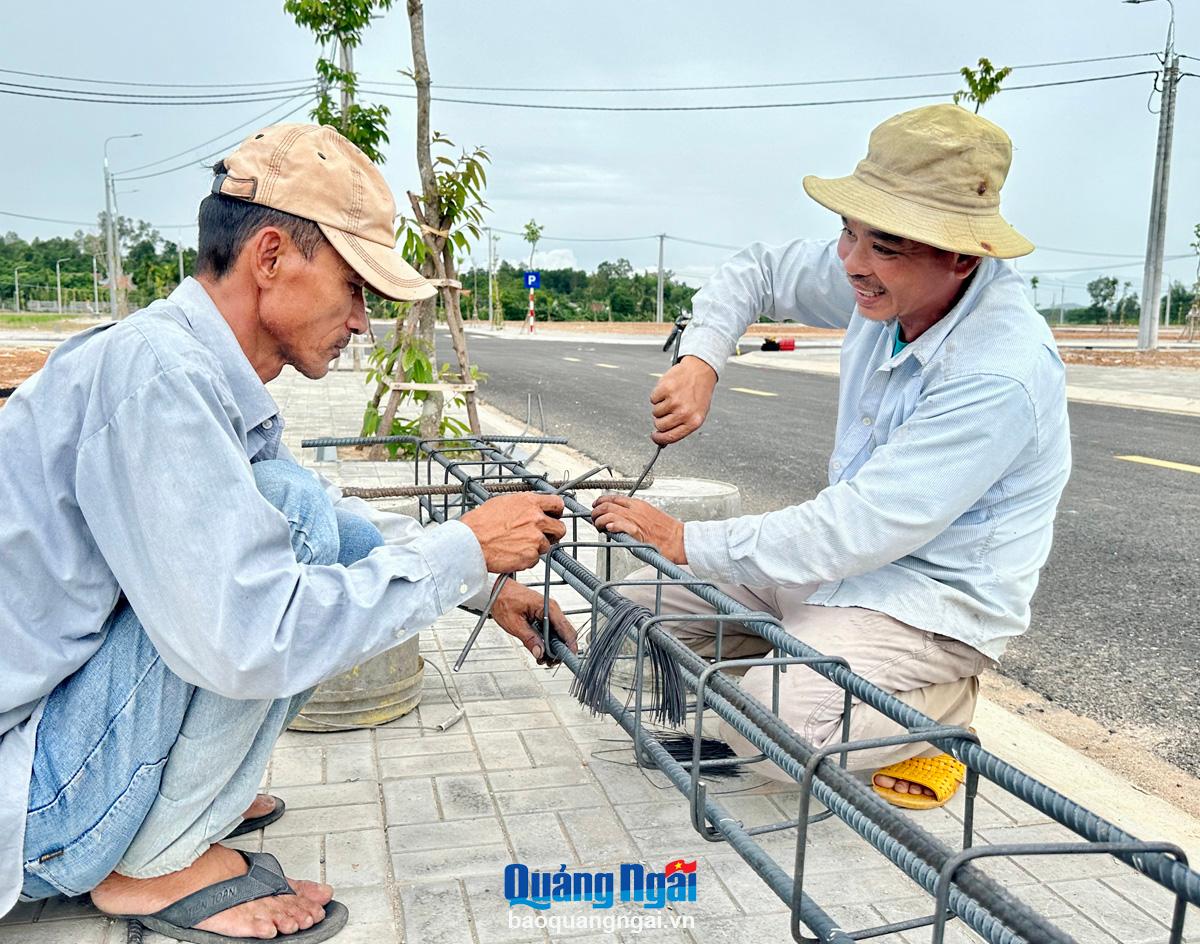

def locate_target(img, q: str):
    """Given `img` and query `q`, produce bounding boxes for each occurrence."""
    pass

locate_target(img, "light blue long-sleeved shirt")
[679,238,1071,661]
[0,278,487,913]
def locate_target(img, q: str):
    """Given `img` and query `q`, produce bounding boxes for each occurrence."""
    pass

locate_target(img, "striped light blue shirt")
[679,238,1071,661]
[0,278,487,913]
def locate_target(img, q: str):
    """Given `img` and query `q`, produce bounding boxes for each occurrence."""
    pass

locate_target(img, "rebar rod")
[300,434,568,448]
[339,477,652,499]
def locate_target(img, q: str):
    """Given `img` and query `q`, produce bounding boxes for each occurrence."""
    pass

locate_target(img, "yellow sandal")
[872,753,966,810]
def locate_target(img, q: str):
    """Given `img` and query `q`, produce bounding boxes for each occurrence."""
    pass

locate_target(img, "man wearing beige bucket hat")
[0,124,575,942]
[594,104,1070,809]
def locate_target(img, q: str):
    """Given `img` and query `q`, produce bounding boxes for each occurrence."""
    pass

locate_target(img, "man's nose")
[842,238,873,278]
[349,291,369,334]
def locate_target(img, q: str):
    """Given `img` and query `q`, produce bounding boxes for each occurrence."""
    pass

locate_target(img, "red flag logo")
[665,858,697,875]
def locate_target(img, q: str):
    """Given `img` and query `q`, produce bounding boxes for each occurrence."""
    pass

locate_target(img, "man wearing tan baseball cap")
[593,104,1071,810]
[1,123,574,942]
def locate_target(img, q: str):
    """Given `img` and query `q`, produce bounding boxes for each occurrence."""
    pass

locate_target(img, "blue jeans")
[20,460,383,900]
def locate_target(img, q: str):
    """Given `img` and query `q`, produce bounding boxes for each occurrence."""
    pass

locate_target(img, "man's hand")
[490,581,577,664]
[460,494,566,573]
[591,494,687,564]
[650,355,718,445]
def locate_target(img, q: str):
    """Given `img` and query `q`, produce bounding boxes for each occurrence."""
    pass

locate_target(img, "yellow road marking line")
[730,386,777,398]
[562,356,581,362]
[649,372,663,378]
[1115,454,1200,475]
[595,362,620,369]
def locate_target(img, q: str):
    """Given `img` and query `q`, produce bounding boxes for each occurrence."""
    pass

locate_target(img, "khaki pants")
[622,566,994,780]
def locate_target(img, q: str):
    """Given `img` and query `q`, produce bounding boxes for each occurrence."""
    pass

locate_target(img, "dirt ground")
[0,348,49,398]
[1057,347,1200,369]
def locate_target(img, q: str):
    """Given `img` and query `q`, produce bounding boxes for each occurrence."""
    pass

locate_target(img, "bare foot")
[92,844,333,939]
[873,773,936,799]
[242,794,277,821]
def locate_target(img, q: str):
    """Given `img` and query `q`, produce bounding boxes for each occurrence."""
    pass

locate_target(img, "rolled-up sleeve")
[684,372,1037,588]
[680,237,855,375]
[75,366,487,700]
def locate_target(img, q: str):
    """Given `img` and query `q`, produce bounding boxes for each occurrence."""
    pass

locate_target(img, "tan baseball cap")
[803,104,1033,259]
[212,123,436,301]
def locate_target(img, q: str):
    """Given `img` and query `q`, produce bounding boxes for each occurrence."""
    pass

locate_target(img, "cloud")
[504,247,580,271]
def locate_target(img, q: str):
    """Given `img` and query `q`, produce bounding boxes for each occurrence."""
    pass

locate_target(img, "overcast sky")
[4,0,1197,304]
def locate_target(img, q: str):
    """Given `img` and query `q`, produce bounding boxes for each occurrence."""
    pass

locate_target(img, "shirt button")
[262,419,274,429]
[832,460,843,471]
[861,416,873,426]
[458,583,469,595]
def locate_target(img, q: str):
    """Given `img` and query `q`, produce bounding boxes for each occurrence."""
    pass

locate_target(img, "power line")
[490,227,657,243]
[115,94,318,175]
[0,78,314,102]
[1027,253,1192,275]
[0,209,194,229]
[0,86,314,107]
[363,71,1156,113]
[1035,245,1147,259]
[114,96,318,181]
[0,67,312,90]
[404,52,1161,94]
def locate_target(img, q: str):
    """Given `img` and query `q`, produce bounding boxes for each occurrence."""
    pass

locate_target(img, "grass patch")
[0,312,102,331]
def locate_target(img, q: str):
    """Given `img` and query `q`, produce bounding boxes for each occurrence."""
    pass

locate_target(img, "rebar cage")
[304,432,1199,944]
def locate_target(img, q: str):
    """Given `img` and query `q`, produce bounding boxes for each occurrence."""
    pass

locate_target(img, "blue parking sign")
[524,271,540,289]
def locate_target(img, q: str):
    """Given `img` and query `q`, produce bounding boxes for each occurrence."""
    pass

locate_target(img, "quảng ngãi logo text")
[504,859,698,910]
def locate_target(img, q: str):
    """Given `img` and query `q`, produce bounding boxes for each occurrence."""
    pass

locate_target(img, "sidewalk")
[2,363,1198,944]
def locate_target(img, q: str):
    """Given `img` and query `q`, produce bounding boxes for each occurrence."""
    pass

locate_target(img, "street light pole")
[103,133,141,319]
[1125,0,1178,351]
[655,234,666,324]
[91,255,100,312]
[55,257,70,315]
[13,264,26,312]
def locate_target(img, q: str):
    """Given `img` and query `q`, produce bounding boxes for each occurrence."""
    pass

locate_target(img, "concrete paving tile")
[488,764,593,792]
[464,697,552,717]
[263,802,382,838]
[273,780,378,810]
[494,671,548,699]
[373,710,424,738]
[469,711,558,733]
[261,832,325,881]
[437,773,496,819]
[1053,878,1171,942]
[1101,872,1198,930]
[389,817,504,852]
[494,784,608,816]
[325,828,390,888]
[333,884,397,927]
[0,918,112,943]
[329,919,401,944]
[382,776,440,826]
[377,732,471,758]
[449,673,503,701]
[559,807,638,868]
[504,813,580,868]
[974,824,1131,882]
[589,757,677,805]
[380,750,480,779]
[399,879,476,944]
[392,842,511,882]
[325,742,378,783]
[522,728,583,768]
[464,873,550,944]
[475,731,535,770]
[700,853,788,916]
[269,746,325,787]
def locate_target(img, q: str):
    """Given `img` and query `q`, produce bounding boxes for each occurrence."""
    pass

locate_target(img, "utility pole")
[1129,0,1179,350]
[91,255,100,313]
[13,264,25,312]
[103,133,140,320]
[55,258,69,315]
[655,233,666,324]
[178,243,185,284]
[339,38,354,131]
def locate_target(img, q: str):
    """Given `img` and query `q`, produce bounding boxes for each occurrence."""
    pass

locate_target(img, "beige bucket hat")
[213,123,436,301]
[803,103,1033,259]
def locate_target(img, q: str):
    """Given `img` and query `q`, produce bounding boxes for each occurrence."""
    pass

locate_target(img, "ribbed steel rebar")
[339,477,651,499]
[300,434,568,448]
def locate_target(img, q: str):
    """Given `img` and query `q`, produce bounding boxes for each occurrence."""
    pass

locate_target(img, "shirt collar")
[881,257,999,369]
[167,277,280,432]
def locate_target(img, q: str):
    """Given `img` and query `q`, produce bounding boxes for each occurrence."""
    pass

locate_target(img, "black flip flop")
[227,795,286,838]
[117,850,348,944]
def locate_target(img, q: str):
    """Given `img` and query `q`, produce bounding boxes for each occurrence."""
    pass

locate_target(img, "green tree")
[285,0,395,163]
[1029,275,1039,308]
[953,57,1012,113]
[522,219,543,270]
[1087,275,1118,321]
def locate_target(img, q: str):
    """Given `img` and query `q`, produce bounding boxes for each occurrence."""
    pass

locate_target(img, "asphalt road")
[458,332,1200,776]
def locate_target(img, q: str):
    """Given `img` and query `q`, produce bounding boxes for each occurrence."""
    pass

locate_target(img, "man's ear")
[954,254,982,281]
[247,227,285,289]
